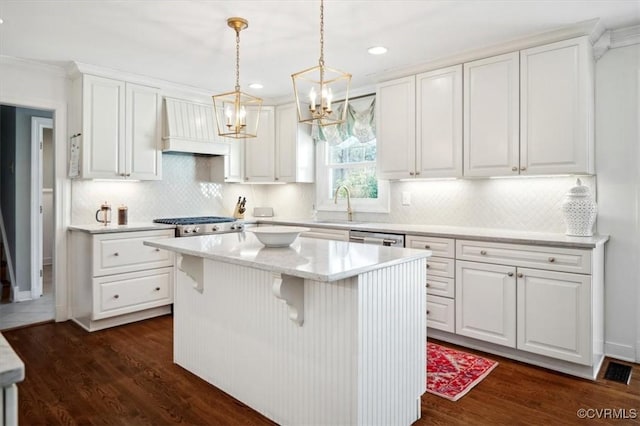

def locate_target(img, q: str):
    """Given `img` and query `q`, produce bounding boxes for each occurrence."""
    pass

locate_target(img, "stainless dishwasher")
[349,230,405,247]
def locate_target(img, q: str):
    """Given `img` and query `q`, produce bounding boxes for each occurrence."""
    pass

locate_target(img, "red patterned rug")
[427,342,498,401]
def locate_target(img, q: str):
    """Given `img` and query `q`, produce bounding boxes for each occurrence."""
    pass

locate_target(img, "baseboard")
[636,340,640,363]
[604,341,636,362]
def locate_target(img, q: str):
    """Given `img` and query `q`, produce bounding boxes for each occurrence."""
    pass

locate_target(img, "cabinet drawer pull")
[507,272,514,277]
[275,177,279,181]
[415,171,421,176]
[480,250,487,255]
[512,166,518,172]
[409,171,415,176]
[517,273,524,278]
[548,257,555,263]
[114,252,119,256]
[424,245,430,249]
[155,248,161,252]
[155,287,161,291]
[114,294,119,299]
[520,167,527,172]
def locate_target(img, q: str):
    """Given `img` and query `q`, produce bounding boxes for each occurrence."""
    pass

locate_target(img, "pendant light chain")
[235,28,241,92]
[319,0,324,67]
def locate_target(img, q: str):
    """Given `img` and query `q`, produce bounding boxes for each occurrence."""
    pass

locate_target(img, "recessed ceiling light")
[249,83,263,89]
[0,18,4,24]
[368,46,387,55]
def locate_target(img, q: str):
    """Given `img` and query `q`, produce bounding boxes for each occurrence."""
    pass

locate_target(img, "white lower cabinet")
[455,261,517,347]
[517,267,591,365]
[70,229,175,331]
[406,235,456,332]
[450,239,601,376]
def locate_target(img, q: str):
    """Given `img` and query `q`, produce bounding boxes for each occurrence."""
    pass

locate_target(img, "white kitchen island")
[145,232,431,426]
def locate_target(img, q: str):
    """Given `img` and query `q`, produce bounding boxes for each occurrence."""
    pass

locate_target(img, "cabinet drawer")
[426,257,455,278]
[427,295,455,333]
[456,240,591,274]
[426,275,455,298]
[93,267,173,320]
[301,227,349,241]
[93,230,174,276]
[406,235,455,258]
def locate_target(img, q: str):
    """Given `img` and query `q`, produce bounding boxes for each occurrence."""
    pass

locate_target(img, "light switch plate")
[402,191,411,206]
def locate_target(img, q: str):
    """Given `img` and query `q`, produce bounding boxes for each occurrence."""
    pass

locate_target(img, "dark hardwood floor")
[4,316,639,425]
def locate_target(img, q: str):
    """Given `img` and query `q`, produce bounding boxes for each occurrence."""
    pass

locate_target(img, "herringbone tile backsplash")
[71,153,595,234]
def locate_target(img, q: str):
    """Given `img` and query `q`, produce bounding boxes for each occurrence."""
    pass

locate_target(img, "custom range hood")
[162,97,230,155]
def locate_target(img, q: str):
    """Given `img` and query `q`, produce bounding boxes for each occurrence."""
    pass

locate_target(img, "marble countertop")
[0,333,24,387]
[255,218,609,248]
[144,233,431,282]
[68,223,176,234]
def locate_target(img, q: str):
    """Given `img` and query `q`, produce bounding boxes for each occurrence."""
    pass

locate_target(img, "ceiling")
[0,0,638,101]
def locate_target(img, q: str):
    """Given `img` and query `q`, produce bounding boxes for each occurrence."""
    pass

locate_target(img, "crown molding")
[611,24,640,49]
[373,18,604,83]
[0,55,67,77]
[592,24,640,61]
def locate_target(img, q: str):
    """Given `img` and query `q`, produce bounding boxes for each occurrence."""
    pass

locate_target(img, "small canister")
[117,205,128,225]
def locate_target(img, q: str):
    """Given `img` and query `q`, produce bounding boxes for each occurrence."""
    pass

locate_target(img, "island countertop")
[144,232,431,282]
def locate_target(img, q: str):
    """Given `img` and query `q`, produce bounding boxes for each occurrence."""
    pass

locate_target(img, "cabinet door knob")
[409,171,415,176]
[426,310,431,315]
[114,252,119,256]
[415,171,421,176]
[155,248,161,252]
[275,177,279,181]
[424,245,430,249]
[548,257,555,263]
[426,264,431,269]
[520,167,527,172]
[245,177,249,181]
[517,273,524,278]
[507,272,514,277]
[512,166,518,172]
[426,283,431,288]
[480,250,487,255]
[114,294,119,299]
[155,287,161,291]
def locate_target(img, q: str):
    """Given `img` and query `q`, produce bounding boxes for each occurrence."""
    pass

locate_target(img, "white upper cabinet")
[211,104,314,184]
[74,74,161,180]
[463,52,520,177]
[416,65,463,178]
[125,83,162,180]
[244,106,276,182]
[377,76,416,180]
[275,103,314,183]
[463,37,594,177]
[520,37,594,175]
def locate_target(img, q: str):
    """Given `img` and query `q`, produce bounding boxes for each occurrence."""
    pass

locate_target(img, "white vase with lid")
[561,178,598,237]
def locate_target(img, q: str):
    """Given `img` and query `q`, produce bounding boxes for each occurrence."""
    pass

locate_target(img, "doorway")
[0,105,55,330]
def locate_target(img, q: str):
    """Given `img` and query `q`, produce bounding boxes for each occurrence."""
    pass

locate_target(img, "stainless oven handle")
[350,236,399,245]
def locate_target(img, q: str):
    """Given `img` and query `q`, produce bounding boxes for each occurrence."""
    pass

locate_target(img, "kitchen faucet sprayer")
[334,185,353,222]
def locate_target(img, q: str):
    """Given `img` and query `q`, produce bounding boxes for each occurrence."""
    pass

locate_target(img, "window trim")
[315,140,390,213]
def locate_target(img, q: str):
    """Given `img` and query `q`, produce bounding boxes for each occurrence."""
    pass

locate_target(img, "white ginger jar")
[561,178,597,237]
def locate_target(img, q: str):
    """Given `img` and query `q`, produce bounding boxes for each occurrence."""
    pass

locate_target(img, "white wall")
[595,43,640,362]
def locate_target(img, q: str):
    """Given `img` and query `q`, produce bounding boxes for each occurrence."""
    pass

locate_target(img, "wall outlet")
[402,191,411,206]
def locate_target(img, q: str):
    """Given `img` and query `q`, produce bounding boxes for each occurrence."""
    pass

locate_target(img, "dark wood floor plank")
[4,317,639,425]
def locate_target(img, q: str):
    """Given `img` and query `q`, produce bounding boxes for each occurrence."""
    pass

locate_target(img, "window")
[315,95,389,213]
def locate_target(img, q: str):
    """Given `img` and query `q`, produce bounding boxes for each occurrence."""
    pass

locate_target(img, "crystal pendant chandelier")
[213,17,262,139]
[291,0,351,127]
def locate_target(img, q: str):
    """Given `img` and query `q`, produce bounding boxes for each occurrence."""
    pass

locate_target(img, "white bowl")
[247,226,310,248]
